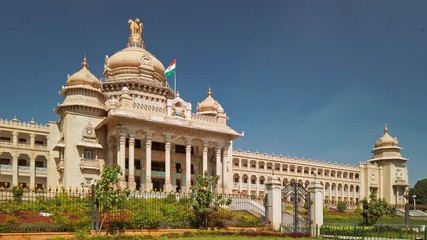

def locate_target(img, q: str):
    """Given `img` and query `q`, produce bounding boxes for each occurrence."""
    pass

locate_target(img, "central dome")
[102,18,167,87]
[106,47,165,76]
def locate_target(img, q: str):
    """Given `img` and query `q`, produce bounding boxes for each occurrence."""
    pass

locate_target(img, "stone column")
[222,144,229,193]
[12,132,18,146]
[239,174,242,193]
[256,176,259,197]
[12,153,18,186]
[128,134,136,190]
[145,133,153,192]
[308,180,324,237]
[108,138,114,167]
[266,175,281,230]
[30,153,35,189]
[119,133,127,188]
[215,147,222,193]
[164,134,172,192]
[30,134,35,148]
[202,140,209,175]
[185,138,192,192]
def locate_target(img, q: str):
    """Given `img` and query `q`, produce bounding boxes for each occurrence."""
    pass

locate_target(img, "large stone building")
[0,19,409,205]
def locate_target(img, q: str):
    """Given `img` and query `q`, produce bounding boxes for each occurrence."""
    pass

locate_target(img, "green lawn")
[324,213,427,225]
[52,234,314,240]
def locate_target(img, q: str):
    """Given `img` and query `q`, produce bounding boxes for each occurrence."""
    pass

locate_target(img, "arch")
[242,174,248,184]
[233,173,240,183]
[325,182,330,190]
[283,178,288,186]
[250,160,257,169]
[355,185,360,193]
[259,161,265,170]
[331,183,336,191]
[304,180,310,188]
[282,164,288,172]
[0,152,12,165]
[250,175,257,184]
[259,176,266,185]
[232,158,239,167]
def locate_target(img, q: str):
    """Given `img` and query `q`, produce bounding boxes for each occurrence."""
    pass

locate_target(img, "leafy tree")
[189,172,231,228]
[409,178,427,205]
[337,202,347,212]
[11,185,24,203]
[360,192,395,226]
[94,165,129,232]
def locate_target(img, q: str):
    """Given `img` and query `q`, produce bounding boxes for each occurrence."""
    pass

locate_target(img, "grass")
[324,212,427,225]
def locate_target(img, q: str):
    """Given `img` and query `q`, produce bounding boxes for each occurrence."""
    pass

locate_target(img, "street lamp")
[412,195,416,211]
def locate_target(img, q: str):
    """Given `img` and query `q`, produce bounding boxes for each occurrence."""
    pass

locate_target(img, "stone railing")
[80,159,101,170]
[18,166,30,171]
[0,118,49,130]
[191,113,222,126]
[0,164,12,170]
[35,144,47,149]
[0,140,12,146]
[36,167,47,173]
[233,149,359,170]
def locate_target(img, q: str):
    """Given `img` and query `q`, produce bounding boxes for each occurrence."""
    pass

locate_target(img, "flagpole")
[174,64,177,95]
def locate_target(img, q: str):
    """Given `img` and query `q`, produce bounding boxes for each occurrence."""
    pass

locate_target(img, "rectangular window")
[83,149,96,160]
[152,142,165,151]
[176,163,182,173]
[135,140,141,148]
[152,161,165,172]
[0,158,10,165]
[135,160,141,169]
[18,159,27,166]
[175,145,186,154]
[251,179,256,184]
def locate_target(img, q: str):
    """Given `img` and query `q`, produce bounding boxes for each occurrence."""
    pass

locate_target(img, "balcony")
[36,167,47,177]
[80,159,101,171]
[0,140,12,146]
[35,144,47,149]
[0,164,12,174]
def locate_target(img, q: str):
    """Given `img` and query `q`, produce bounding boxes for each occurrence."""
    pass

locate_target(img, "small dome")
[67,58,102,89]
[106,46,165,76]
[197,88,223,115]
[375,125,398,148]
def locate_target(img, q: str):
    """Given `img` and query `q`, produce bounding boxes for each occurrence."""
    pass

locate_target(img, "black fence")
[0,187,266,233]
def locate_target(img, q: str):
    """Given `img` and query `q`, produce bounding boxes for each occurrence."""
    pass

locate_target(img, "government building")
[0,19,409,205]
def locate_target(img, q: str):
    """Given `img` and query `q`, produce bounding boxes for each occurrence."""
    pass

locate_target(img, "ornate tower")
[360,126,409,204]
[55,59,108,187]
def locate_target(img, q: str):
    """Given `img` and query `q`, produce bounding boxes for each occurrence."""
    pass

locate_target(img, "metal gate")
[281,182,311,233]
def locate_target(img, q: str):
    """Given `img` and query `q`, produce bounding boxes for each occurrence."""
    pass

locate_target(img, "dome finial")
[208,87,212,97]
[128,18,144,47]
[81,57,88,69]
[384,124,388,134]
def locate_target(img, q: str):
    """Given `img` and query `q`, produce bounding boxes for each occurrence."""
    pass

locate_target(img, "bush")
[337,202,347,212]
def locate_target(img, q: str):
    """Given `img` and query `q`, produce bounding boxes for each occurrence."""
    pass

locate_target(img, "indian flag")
[164,59,176,78]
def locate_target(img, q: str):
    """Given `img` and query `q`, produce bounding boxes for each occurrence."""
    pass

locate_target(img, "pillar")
[215,147,222,193]
[119,133,127,188]
[108,138,114,167]
[222,144,229,193]
[12,132,18,146]
[12,153,18,186]
[30,153,35,189]
[164,134,172,192]
[202,140,209,174]
[145,133,153,191]
[30,133,35,148]
[128,134,136,190]
[308,180,324,237]
[185,138,192,192]
[266,175,281,230]
[239,174,242,193]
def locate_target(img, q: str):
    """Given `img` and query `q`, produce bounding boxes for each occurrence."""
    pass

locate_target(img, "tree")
[409,178,427,205]
[94,165,129,232]
[337,202,347,212]
[360,192,395,226]
[189,172,231,228]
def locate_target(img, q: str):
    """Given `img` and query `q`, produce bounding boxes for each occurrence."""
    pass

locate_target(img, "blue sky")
[0,1,426,185]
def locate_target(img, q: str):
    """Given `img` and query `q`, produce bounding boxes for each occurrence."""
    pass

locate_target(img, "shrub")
[337,202,347,212]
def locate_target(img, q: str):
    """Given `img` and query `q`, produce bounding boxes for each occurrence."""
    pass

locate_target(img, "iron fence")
[319,224,427,239]
[0,187,266,232]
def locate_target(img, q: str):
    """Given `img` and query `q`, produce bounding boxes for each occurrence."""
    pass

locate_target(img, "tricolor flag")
[164,59,176,78]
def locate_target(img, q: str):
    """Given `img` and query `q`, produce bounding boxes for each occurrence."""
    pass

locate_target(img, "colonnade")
[110,129,231,192]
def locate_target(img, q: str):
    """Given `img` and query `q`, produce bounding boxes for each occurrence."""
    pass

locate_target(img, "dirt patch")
[0,212,54,224]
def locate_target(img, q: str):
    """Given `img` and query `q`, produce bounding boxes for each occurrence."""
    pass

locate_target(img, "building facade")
[0,19,409,205]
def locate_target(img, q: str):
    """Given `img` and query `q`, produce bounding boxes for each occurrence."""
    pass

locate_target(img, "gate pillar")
[308,180,323,236]
[266,175,281,230]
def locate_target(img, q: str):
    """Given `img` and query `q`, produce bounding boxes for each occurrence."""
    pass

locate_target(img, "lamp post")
[404,191,410,226]
[412,195,416,211]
